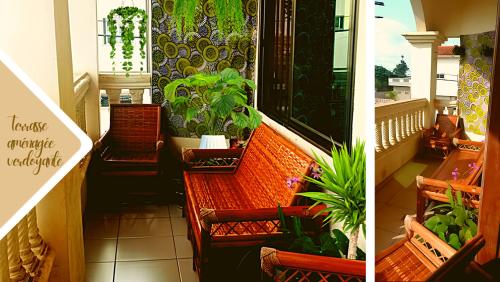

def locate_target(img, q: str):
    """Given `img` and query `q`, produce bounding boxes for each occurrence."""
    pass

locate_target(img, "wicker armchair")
[416,139,484,222]
[95,104,164,176]
[182,124,315,281]
[422,114,461,158]
[376,216,485,281]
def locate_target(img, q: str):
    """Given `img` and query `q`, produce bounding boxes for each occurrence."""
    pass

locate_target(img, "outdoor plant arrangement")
[164,68,261,139]
[424,186,478,250]
[172,0,246,36]
[277,206,365,260]
[107,6,148,76]
[289,140,366,260]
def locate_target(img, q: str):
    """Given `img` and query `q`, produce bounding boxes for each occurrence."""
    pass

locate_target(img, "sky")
[375,0,459,72]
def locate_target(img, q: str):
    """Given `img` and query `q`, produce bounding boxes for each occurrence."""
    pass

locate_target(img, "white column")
[403,31,446,129]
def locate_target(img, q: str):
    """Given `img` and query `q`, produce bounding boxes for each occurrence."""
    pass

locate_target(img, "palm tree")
[297,140,366,260]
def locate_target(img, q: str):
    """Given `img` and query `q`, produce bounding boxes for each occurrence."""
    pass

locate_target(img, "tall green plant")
[296,140,366,260]
[107,7,148,76]
[424,186,478,250]
[164,68,261,136]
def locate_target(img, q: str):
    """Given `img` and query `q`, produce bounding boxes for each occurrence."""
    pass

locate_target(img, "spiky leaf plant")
[297,140,366,260]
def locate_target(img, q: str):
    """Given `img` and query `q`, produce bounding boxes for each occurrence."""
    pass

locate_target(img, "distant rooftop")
[438,45,456,56]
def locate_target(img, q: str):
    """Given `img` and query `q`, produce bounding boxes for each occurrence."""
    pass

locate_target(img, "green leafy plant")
[424,186,478,250]
[164,68,261,137]
[171,0,246,37]
[296,140,366,260]
[172,0,199,35]
[107,7,148,76]
[213,0,245,36]
[277,205,365,260]
[385,91,398,100]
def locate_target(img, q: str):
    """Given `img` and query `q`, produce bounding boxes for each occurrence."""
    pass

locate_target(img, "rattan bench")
[416,139,484,222]
[375,216,484,281]
[182,124,314,281]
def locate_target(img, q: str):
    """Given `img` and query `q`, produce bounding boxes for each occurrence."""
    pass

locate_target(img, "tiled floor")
[375,155,441,254]
[84,204,199,282]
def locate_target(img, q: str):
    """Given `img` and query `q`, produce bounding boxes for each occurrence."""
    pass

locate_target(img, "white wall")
[436,55,459,97]
[0,0,60,103]
[69,0,101,140]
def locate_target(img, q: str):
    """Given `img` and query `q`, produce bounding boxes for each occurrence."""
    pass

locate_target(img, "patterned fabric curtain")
[458,31,495,136]
[151,0,258,137]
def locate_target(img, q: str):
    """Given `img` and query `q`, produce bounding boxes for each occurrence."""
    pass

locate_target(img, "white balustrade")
[99,73,151,104]
[375,99,428,154]
[1,207,52,281]
[434,98,459,116]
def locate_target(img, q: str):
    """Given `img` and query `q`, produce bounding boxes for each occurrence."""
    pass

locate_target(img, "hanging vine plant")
[171,0,246,37]
[107,6,148,76]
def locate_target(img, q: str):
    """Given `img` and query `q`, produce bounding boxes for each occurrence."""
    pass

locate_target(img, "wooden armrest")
[182,148,244,162]
[416,176,481,193]
[260,247,365,278]
[199,205,326,234]
[428,234,485,281]
[200,205,327,225]
[452,138,484,149]
[405,215,457,260]
[156,133,165,151]
[94,131,111,150]
[182,148,244,172]
[451,128,462,138]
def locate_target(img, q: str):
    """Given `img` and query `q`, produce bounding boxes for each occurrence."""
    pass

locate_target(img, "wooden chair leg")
[416,186,426,223]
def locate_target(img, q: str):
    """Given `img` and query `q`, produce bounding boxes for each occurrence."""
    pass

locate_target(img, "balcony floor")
[84,201,198,282]
[375,154,442,254]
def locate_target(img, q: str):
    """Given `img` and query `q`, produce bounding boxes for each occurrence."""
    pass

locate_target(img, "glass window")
[258,0,356,150]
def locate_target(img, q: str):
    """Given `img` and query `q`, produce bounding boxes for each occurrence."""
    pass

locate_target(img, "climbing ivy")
[107,6,148,76]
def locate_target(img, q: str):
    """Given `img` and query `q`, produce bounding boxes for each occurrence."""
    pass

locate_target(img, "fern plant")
[296,140,366,260]
[164,68,261,136]
[424,186,478,250]
[171,0,246,37]
[107,7,148,76]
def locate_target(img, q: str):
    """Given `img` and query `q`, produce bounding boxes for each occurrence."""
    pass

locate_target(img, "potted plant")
[164,68,262,148]
[106,6,148,104]
[261,140,366,280]
[296,140,366,260]
[424,186,478,250]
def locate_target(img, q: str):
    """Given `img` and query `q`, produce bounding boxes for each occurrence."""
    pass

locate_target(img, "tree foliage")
[375,65,393,91]
[392,56,409,78]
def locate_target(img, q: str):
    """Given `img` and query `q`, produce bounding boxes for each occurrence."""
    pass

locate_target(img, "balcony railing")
[99,73,151,104]
[0,73,95,281]
[0,209,55,282]
[375,98,427,153]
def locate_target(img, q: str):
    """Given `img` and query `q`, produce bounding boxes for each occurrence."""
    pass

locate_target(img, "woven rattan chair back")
[435,114,459,138]
[109,104,161,152]
[234,124,314,207]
